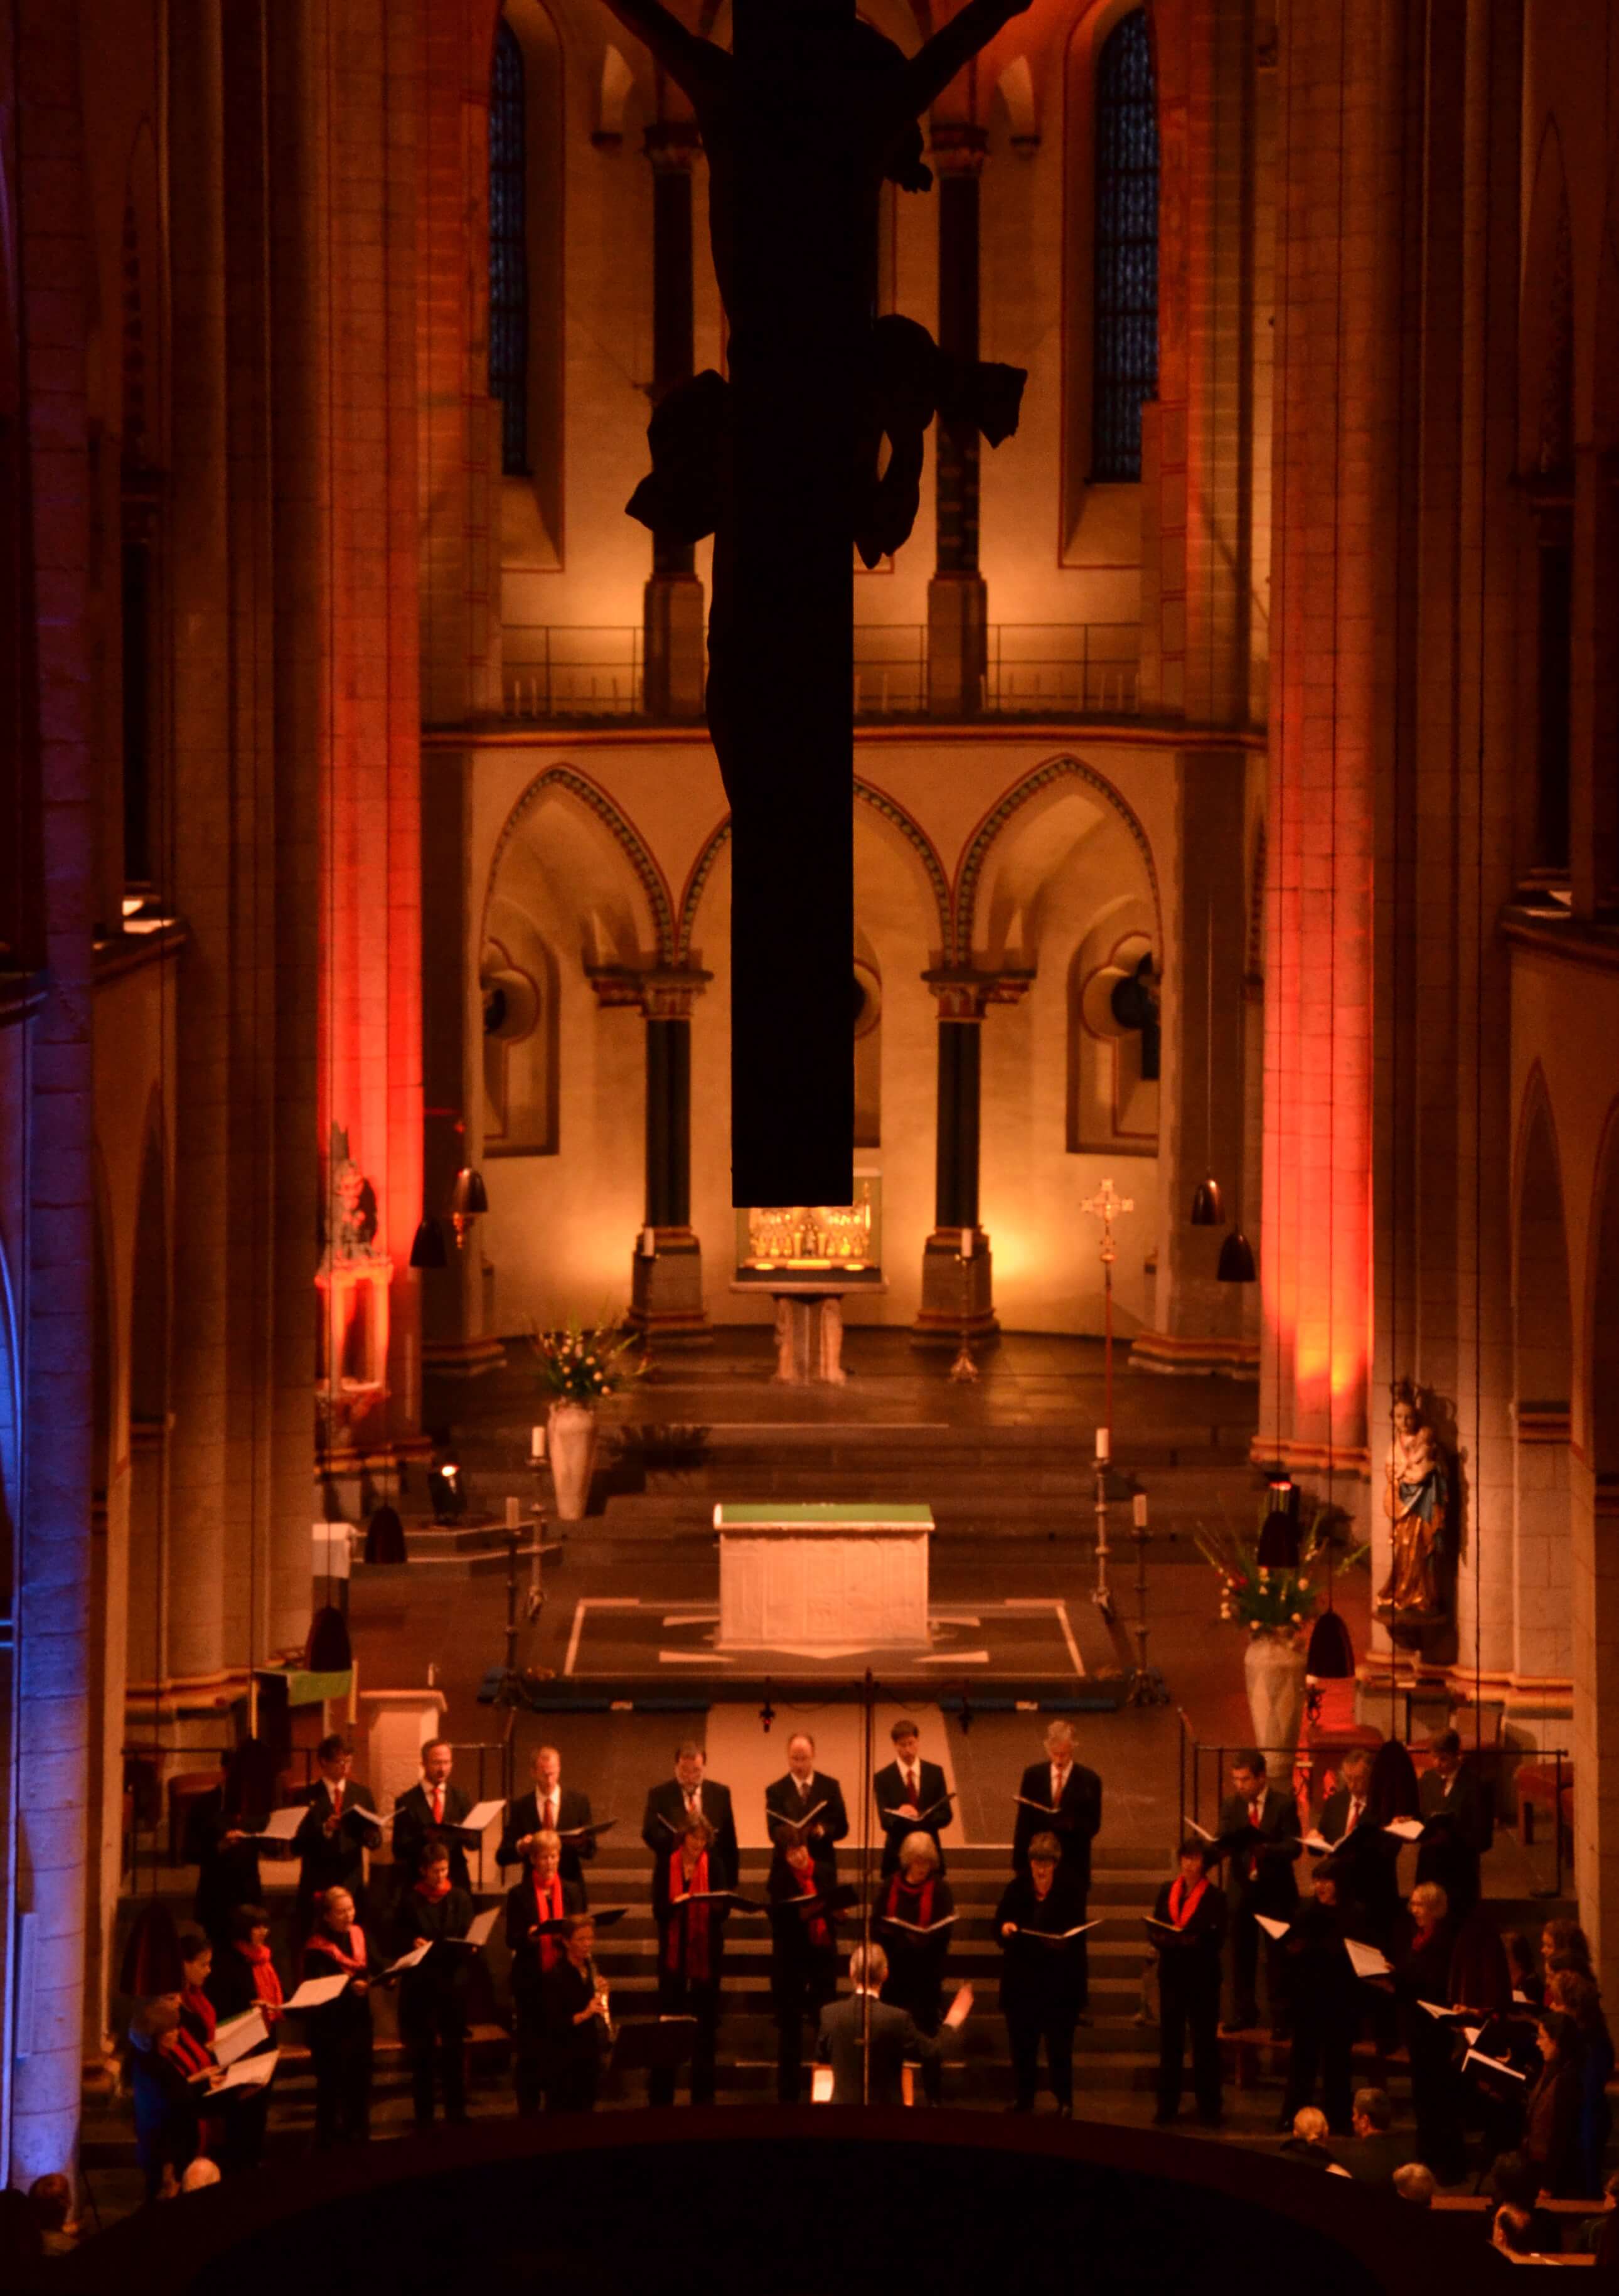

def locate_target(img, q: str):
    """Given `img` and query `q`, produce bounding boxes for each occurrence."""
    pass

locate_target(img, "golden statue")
[1375,1382,1450,1618]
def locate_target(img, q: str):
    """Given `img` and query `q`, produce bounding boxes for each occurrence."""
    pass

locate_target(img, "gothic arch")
[953,752,1162,964]
[484,765,675,963]
[673,779,953,963]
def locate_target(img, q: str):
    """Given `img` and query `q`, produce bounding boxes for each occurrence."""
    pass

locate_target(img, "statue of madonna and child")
[1375,1381,1452,1621]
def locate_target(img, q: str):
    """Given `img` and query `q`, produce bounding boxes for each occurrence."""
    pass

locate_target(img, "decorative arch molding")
[953,753,1162,964]
[1513,1059,1568,1214]
[673,779,953,963]
[484,765,676,964]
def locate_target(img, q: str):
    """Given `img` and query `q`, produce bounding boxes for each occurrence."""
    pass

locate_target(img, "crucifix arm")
[892,0,1032,127]
[595,0,730,111]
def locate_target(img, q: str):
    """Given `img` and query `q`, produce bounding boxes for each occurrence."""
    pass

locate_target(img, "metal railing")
[496,622,1143,724]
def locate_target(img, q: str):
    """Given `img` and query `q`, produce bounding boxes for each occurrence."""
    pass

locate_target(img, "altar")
[712,1502,932,1653]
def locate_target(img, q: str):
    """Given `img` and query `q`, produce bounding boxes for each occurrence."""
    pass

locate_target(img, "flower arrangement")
[530,1315,641,1404]
[1194,1500,1369,1642]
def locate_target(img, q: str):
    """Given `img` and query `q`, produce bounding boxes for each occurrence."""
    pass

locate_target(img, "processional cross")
[1081,1176,1133,1439]
[601,0,1031,1207]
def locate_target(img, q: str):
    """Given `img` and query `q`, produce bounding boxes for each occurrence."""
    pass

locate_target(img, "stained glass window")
[1092,9,1158,483]
[489,19,528,477]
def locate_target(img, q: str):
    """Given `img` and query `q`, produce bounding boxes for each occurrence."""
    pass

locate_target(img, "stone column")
[606,971,711,1343]
[914,973,1021,1343]
[641,119,705,721]
[7,0,95,2187]
[927,122,988,720]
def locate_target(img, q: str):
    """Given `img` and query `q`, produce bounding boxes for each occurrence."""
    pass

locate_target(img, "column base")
[422,1335,508,1377]
[643,572,707,720]
[926,571,987,717]
[1130,1330,1259,1378]
[772,1294,846,1384]
[628,1228,712,1343]
[911,1230,998,1346]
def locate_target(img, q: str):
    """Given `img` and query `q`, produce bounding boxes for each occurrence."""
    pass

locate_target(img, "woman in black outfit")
[1146,1838,1227,2128]
[874,1830,954,2106]
[505,1828,586,2113]
[1280,1858,1360,2136]
[540,1913,611,2110]
[995,1828,1089,2117]
[203,1903,284,2169]
[767,1832,843,2104]
[390,1842,474,2128]
[301,1884,380,2145]
[1392,1880,1465,2183]
[1522,2009,1586,2198]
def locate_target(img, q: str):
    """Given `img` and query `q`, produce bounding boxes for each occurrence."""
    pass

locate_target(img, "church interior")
[3,0,1619,2282]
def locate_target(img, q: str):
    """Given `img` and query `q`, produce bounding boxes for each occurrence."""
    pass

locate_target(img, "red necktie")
[545,1795,557,1830]
[1347,1800,1362,1834]
[431,1786,443,1824]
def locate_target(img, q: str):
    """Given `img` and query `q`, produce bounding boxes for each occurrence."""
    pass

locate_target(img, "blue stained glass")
[1093,9,1158,483]
[489,19,528,477]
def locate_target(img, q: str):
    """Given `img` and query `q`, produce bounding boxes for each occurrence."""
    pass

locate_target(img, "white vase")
[1244,1632,1308,1759]
[548,1401,599,1521]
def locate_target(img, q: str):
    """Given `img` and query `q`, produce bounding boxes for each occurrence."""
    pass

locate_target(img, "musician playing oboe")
[540,1914,610,2112]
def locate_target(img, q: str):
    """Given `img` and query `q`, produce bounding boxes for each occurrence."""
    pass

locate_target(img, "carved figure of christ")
[599,0,1030,1207]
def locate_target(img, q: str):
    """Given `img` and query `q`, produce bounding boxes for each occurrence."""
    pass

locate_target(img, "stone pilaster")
[927,122,988,720]
[913,971,1026,1343]
[597,969,712,1343]
[641,119,705,722]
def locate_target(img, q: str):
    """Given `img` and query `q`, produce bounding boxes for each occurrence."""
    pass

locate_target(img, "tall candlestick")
[506,1495,521,1530]
[1096,1427,1110,1463]
[1132,1492,1148,1529]
[531,1423,546,1461]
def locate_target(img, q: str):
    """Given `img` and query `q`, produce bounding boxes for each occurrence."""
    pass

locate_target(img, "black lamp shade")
[305,1603,353,1672]
[365,1503,407,1565]
[1190,1177,1225,1227]
[1217,1227,1257,1283]
[223,1734,280,1822]
[409,1214,447,1269]
[449,1167,489,1217]
[1257,1511,1301,1569]
[1306,1606,1356,1680]
[120,1899,185,1997]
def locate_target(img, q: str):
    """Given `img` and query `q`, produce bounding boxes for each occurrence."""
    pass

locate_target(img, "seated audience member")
[179,2158,222,2194]
[540,1913,611,2112]
[1491,2204,1537,2259]
[1278,2105,1343,2172]
[1338,2088,1406,2186]
[26,2174,78,2256]
[390,1841,474,2128]
[1392,2164,1435,2207]
[1522,2009,1584,2199]
[1575,2166,1619,2255]
[302,1883,379,2147]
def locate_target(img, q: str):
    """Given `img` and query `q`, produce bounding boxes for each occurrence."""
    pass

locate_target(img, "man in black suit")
[1317,1746,1401,1947]
[765,1731,849,1862]
[1337,2087,1410,2187]
[1010,1719,1102,2014]
[498,1743,596,1884]
[392,1739,473,1894]
[1416,1729,1489,1923]
[873,1718,951,1877]
[640,1740,738,1887]
[816,1944,952,2106]
[1209,1748,1300,2035]
[292,1733,380,1931]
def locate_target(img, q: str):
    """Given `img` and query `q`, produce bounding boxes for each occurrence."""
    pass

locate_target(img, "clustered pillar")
[914,974,1019,1343]
[628,973,711,1344]
[927,122,990,719]
[641,118,706,721]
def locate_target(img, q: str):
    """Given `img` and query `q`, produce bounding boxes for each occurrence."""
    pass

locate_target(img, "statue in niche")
[1375,1381,1451,1620]
[323,1124,380,1268]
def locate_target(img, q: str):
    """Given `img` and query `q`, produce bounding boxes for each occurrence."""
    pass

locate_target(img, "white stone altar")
[712,1502,932,1653]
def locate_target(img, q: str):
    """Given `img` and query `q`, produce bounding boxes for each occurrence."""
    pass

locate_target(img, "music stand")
[611,2014,698,2096]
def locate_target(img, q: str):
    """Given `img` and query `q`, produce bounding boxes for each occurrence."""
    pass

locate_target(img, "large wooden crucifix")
[604,0,1030,1207]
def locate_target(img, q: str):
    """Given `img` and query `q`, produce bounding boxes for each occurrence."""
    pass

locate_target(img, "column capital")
[927,121,990,176]
[643,118,702,173]
[587,963,710,1018]
[923,965,1032,1020]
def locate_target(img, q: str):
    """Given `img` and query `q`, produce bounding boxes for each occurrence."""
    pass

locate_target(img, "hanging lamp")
[1217,1227,1256,1283]
[1191,1177,1224,1226]
[1190,900,1227,1225]
[1257,1476,1300,1568]
[365,1501,407,1566]
[449,1165,489,1248]
[409,1212,447,1269]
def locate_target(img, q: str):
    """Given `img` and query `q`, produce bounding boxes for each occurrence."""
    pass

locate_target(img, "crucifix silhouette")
[603,0,1030,1205]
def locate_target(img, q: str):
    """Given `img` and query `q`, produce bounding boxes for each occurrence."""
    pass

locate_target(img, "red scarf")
[414,1876,451,1904]
[237,1940,283,2014]
[161,2023,213,2080]
[668,1849,712,1982]
[181,1984,216,2045]
[306,1925,368,1976]
[1168,1875,1209,1928]
[884,1872,936,1930]
[532,1872,565,1971]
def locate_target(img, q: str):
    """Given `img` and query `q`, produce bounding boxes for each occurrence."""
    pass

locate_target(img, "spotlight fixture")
[409,1214,447,1269]
[1217,1227,1256,1283]
[1190,1177,1225,1227]
[449,1166,489,1249]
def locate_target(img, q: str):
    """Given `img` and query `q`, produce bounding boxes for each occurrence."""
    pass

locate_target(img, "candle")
[531,1423,546,1461]
[1096,1427,1110,1463]
[1132,1492,1148,1530]
[506,1495,521,1530]
[959,1227,974,1258]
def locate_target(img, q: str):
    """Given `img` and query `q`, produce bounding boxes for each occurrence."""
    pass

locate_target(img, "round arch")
[483,764,676,964]
[673,777,953,963]
[953,752,1162,964]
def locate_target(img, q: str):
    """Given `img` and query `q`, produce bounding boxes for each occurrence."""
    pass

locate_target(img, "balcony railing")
[498,622,1141,724]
